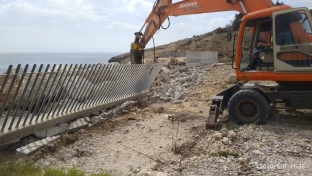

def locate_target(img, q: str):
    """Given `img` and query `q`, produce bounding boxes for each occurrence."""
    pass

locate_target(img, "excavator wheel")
[228,89,269,125]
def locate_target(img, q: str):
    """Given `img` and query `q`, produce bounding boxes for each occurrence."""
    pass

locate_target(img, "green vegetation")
[210,150,239,158]
[226,120,239,130]
[0,161,111,176]
[0,161,42,176]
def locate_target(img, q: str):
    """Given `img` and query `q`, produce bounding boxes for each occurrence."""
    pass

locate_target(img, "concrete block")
[68,118,89,133]
[16,136,59,156]
[34,130,47,139]
[46,126,61,137]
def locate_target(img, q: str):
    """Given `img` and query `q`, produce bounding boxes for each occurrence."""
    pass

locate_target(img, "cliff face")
[109,28,234,64]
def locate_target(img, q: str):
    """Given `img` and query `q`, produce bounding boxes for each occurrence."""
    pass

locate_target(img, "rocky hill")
[109,27,233,64]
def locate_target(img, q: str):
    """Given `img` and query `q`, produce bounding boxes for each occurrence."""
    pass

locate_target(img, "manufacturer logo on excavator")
[179,1,198,9]
[179,1,202,12]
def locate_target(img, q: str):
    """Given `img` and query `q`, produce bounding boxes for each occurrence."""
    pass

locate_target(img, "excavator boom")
[140,0,274,47]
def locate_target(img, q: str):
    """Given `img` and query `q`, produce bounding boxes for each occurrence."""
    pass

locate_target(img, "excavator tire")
[228,89,269,125]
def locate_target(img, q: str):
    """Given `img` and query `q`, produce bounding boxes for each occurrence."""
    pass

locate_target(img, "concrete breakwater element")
[186,51,218,65]
[0,63,162,146]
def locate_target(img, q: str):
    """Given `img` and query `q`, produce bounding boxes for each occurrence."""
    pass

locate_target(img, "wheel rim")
[236,99,260,122]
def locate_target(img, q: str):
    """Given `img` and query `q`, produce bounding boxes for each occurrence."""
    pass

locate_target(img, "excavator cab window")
[239,18,274,71]
[273,8,312,71]
[239,24,255,70]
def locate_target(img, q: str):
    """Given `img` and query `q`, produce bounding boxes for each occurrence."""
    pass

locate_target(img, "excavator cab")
[238,7,312,73]
[235,6,312,82]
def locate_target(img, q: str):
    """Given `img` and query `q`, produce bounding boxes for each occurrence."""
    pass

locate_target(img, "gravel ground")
[28,63,312,176]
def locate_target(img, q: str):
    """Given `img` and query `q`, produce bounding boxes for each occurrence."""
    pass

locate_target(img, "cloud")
[120,0,154,13]
[0,0,108,20]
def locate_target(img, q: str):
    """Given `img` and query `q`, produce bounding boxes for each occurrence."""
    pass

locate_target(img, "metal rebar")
[58,64,82,114]
[91,64,112,106]
[17,64,43,127]
[46,64,72,118]
[85,64,106,108]
[24,64,50,125]
[76,64,97,110]
[100,64,120,103]
[7,65,29,130]
[41,64,66,120]
[14,64,37,128]
[33,64,57,122]
[107,64,130,103]
[98,64,118,104]
[0,65,13,125]
[67,64,89,112]
[66,64,99,112]
[53,64,79,117]
[0,65,21,131]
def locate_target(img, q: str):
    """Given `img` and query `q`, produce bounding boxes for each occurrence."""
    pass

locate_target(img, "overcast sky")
[0,0,312,53]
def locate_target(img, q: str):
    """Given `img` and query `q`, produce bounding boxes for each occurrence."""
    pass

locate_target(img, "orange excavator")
[131,0,312,126]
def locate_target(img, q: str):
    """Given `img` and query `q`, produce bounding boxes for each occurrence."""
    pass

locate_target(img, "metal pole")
[238,0,247,14]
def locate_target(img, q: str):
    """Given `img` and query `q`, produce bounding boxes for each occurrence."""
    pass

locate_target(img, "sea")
[0,52,123,73]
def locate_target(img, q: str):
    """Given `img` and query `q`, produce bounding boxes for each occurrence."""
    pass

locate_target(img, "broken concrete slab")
[16,136,60,156]
[68,118,89,133]
[34,123,69,138]
[34,130,47,139]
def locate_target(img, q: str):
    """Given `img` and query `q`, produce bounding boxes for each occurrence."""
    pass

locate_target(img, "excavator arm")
[138,0,274,48]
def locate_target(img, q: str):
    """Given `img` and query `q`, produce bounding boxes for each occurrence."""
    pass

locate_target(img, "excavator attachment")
[206,105,221,129]
[206,84,241,129]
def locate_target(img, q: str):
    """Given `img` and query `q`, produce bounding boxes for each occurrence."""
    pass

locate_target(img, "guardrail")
[0,63,161,145]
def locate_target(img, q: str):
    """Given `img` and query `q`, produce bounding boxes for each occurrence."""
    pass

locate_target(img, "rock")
[139,171,168,176]
[34,130,47,139]
[228,130,237,139]
[16,136,60,156]
[109,62,120,64]
[170,57,178,65]
[252,150,265,155]
[298,130,312,139]
[213,132,223,140]
[152,106,165,113]
[68,118,89,133]
[157,57,171,68]
[238,157,247,163]
[228,74,237,84]
[144,58,155,64]
[90,111,100,116]
[90,116,102,124]
[222,137,230,145]
[47,126,64,137]
[176,57,186,65]
[137,162,160,175]
[155,172,168,176]
[173,100,182,104]
[154,67,170,86]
